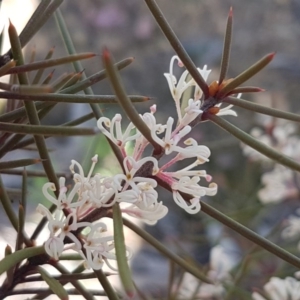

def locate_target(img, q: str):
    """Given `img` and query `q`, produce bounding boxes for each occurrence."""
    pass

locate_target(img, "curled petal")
[172,191,201,214]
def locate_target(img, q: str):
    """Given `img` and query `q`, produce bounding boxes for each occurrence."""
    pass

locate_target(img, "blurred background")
[2,0,300,298]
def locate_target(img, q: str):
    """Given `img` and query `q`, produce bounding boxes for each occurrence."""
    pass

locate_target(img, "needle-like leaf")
[219,7,233,84]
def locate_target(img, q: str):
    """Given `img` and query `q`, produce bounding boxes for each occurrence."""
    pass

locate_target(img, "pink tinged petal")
[150,104,156,113]
[59,177,67,192]
[206,174,212,182]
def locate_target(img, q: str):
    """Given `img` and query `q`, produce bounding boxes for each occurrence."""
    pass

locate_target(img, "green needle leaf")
[32,46,55,84]
[0,82,52,94]
[7,53,97,74]
[0,246,45,276]
[1,0,63,65]
[103,48,161,153]
[217,53,275,98]
[201,201,300,270]
[93,269,120,300]
[157,176,300,270]
[207,113,300,172]
[16,204,25,251]
[0,158,42,170]
[144,0,209,98]
[225,96,300,123]
[60,57,134,95]
[4,245,14,287]
[0,174,19,231]
[1,92,150,104]
[113,203,135,297]
[37,266,69,300]
[0,60,16,77]
[0,122,98,136]
[219,7,233,84]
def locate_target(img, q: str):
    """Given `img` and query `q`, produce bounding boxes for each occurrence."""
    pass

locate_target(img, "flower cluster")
[177,245,235,299]
[252,276,300,300]
[38,56,224,268]
[98,56,220,214]
[242,120,300,203]
[282,208,300,251]
[164,55,237,123]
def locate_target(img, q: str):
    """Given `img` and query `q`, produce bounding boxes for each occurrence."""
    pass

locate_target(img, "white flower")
[44,236,64,261]
[81,222,119,270]
[252,276,300,300]
[171,176,216,214]
[258,165,298,204]
[42,178,87,211]
[114,156,159,191]
[70,155,98,190]
[178,99,203,128]
[164,56,194,106]
[153,133,216,214]
[151,117,191,155]
[97,114,140,149]
[208,245,235,282]
[164,56,211,121]
[177,138,211,161]
[155,169,217,214]
[242,121,300,163]
[37,204,90,259]
[193,65,212,100]
[120,182,168,225]
[177,245,234,299]
[282,209,300,251]
[87,175,119,209]
[134,105,165,160]
[216,103,237,117]
[172,190,201,214]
